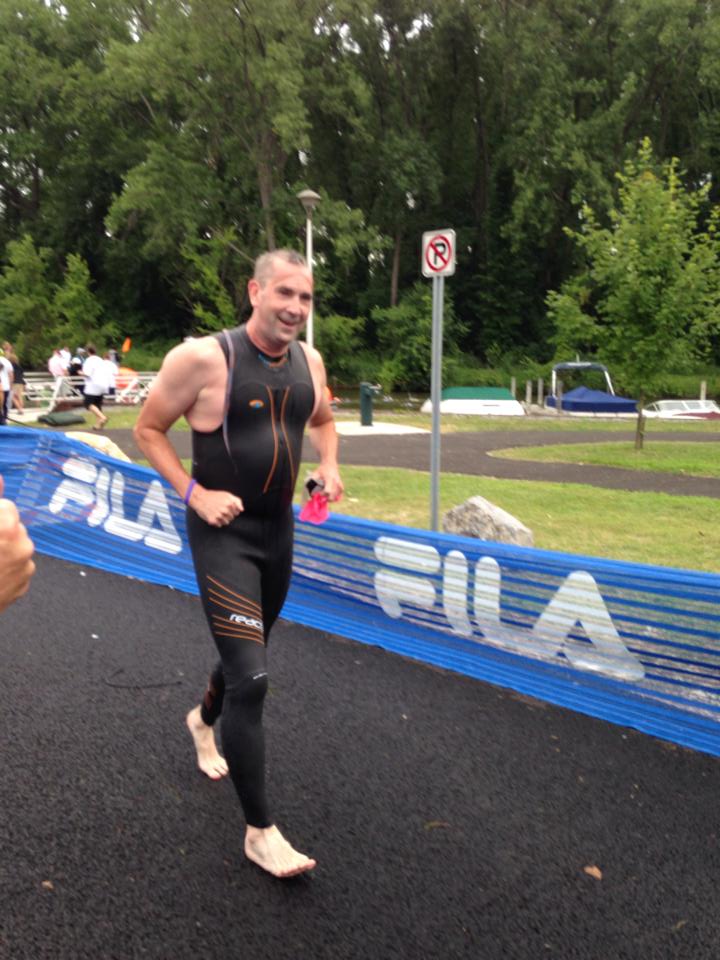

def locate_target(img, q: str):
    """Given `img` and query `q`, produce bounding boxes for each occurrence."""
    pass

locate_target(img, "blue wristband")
[183,478,197,505]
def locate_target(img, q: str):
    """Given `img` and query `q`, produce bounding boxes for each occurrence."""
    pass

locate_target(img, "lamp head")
[296,189,321,215]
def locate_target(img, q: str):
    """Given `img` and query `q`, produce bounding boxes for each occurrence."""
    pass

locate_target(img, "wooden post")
[634,395,646,450]
[525,380,532,407]
[556,380,563,413]
[537,377,544,407]
[510,376,517,398]
[700,380,707,400]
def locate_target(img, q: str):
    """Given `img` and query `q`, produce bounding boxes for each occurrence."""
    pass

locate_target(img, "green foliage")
[313,313,367,384]
[120,339,177,371]
[610,369,720,404]
[2,0,720,369]
[371,283,467,391]
[0,235,58,365]
[0,238,119,365]
[547,138,720,395]
[180,230,244,333]
[53,253,115,351]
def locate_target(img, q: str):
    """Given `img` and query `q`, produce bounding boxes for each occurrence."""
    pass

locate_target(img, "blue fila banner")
[3,425,720,756]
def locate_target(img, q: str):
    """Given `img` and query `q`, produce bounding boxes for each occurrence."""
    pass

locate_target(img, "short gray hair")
[253,249,307,287]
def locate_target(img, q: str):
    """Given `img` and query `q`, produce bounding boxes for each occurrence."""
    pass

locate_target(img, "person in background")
[80,344,110,430]
[0,348,13,425]
[67,348,85,378]
[0,475,35,612]
[48,349,67,381]
[4,344,25,414]
[60,345,71,369]
[103,351,119,398]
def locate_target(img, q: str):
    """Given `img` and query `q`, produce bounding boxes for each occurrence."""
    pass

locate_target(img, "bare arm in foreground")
[0,477,36,612]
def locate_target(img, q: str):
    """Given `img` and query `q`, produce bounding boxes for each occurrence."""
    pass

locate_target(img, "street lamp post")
[296,189,321,349]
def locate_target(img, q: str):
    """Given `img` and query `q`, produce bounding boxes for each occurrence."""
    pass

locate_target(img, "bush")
[611,368,720,402]
[371,283,467,391]
[120,339,177,371]
[313,314,367,385]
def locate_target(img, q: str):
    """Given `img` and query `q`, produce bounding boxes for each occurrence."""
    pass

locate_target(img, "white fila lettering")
[373,536,643,682]
[48,457,182,555]
[229,613,263,630]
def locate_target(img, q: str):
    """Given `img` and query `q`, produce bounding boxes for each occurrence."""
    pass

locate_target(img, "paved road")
[95,427,720,498]
[3,553,720,959]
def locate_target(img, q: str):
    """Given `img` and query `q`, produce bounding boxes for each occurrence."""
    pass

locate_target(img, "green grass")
[26,407,189,431]
[87,410,719,576]
[311,465,720,574]
[25,405,720,435]
[141,456,720,574]
[335,410,720,434]
[492,441,720,478]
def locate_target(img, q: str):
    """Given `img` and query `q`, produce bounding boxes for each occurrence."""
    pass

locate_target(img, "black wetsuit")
[186,325,315,827]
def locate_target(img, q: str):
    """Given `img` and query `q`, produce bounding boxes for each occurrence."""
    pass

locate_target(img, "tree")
[0,234,58,366]
[371,281,466,390]
[180,229,244,333]
[313,312,367,385]
[306,1,443,307]
[54,253,111,350]
[547,138,720,443]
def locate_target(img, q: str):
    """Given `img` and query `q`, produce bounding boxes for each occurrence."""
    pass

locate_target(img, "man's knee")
[226,670,268,707]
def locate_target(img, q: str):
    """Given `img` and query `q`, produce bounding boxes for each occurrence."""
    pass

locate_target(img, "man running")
[134,249,343,878]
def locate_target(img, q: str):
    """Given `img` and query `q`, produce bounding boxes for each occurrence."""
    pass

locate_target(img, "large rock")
[69,431,132,462]
[442,495,534,547]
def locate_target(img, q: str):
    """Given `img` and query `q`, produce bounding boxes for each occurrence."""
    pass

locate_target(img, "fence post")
[700,380,707,400]
[537,377,544,407]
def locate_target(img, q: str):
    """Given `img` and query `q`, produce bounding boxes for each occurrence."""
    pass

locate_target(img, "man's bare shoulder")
[163,336,223,369]
[298,340,325,372]
[156,336,223,385]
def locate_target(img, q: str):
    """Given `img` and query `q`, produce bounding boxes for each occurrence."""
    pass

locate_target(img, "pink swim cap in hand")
[299,492,330,525]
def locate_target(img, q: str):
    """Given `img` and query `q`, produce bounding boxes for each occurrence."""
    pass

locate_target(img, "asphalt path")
[94,426,719,498]
[3,553,720,959]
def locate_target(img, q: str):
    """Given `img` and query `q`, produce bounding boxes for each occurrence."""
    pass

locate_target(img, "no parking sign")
[421,227,456,531]
[422,229,456,277]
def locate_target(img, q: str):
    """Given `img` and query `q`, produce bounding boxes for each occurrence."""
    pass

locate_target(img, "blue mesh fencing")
[3,425,720,756]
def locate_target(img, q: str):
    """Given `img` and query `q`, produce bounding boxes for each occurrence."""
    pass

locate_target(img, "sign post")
[421,229,456,531]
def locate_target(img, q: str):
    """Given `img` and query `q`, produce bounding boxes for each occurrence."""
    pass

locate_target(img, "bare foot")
[244,825,316,878]
[185,705,228,780]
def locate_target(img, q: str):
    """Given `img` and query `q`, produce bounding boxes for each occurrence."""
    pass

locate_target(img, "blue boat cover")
[547,386,637,412]
[2,425,720,759]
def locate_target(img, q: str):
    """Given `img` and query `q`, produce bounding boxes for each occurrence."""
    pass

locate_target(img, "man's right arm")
[134,342,243,527]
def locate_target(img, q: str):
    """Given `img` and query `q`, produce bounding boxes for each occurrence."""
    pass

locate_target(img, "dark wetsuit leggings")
[186,507,294,828]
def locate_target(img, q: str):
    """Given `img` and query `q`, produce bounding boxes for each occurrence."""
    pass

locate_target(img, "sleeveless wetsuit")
[186,325,315,827]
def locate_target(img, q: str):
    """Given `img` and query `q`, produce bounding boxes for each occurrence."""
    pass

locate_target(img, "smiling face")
[246,257,313,356]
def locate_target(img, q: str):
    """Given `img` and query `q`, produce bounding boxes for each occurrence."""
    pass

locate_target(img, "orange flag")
[121,337,132,353]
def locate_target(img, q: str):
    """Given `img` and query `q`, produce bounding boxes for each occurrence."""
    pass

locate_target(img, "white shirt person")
[80,345,111,430]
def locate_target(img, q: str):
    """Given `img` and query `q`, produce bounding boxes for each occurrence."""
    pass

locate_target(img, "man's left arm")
[304,347,343,501]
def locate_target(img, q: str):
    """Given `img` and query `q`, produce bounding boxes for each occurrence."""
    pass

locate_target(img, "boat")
[642,399,720,420]
[545,362,637,414]
[421,386,526,416]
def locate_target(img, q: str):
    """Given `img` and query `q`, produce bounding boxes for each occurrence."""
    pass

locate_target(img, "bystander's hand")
[0,477,35,612]
[189,484,244,527]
